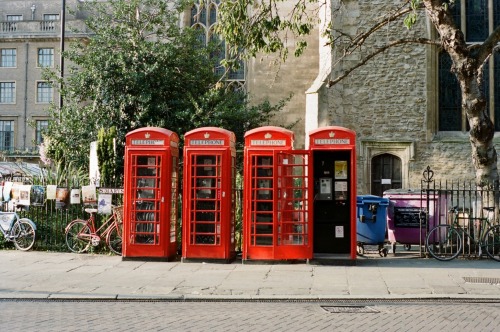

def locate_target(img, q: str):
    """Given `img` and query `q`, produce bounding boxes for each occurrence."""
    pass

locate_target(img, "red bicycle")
[65,206,123,255]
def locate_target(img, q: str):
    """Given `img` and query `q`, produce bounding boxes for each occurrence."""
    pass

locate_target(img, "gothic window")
[438,1,499,132]
[438,52,461,131]
[189,0,245,90]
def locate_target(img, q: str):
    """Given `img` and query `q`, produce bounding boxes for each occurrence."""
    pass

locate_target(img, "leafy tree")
[43,0,291,177]
[216,0,500,188]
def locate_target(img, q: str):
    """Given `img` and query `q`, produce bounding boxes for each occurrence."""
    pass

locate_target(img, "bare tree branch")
[341,0,420,54]
[476,25,500,65]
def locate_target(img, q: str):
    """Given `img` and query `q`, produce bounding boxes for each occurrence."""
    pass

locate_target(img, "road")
[2,299,499,331]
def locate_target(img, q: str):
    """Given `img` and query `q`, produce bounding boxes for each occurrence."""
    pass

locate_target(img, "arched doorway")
[371,154,402,197]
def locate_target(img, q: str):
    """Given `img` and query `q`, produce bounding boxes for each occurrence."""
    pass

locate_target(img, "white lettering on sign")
[98,188,124,194]
[190,139,224,145]
[131,139,165,145]
[314,138,350,145]
[250,139,286,146]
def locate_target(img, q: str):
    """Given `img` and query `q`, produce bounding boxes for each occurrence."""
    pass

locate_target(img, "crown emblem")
[264,133,272,139]
[204,132,210,139]
[145,132,150,138]
[329,131,335,138]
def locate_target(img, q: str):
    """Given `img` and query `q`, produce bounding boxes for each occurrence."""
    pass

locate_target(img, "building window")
[41,14,59,31]
[37,48,54,68]
[438,1,499,131]
[36,82,53,103]
[190,0,245,91]
[0,49,16,67]
[6,15,23,21]
[43,14,60,21]
[0,120,14,151]
[0,82,16,104]
[36,120,49,145]
[4,15,22,31]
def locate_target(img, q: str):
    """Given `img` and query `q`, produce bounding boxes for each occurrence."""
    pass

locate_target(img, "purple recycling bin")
[383,189,447,252]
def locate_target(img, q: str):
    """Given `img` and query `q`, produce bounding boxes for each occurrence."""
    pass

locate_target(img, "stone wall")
[246,2,320,149]
[324,0,478,193]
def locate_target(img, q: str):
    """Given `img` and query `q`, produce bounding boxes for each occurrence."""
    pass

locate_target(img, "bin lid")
[383,189,421,194]
[356,195,389,205]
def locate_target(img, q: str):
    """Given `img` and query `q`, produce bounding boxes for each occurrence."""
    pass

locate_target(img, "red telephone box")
[122,127,179,260]
[243,126,312,261]
[182,127,237,261]
[309,126,357,262]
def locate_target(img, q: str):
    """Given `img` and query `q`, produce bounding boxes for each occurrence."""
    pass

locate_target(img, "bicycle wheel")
[12,220,36,251]
[106,224,122,256]
[426,225,462,261]
[483,224,500,262]
[65,220,92,253]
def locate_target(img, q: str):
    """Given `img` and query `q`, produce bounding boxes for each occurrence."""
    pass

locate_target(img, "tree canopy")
[42,0,291,177]
[216,0,500,187]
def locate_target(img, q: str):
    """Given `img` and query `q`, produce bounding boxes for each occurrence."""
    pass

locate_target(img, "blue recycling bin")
[356,195,389,256]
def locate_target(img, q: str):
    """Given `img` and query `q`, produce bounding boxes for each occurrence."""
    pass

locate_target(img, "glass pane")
[466,0,488,42]
[495,1,500,29]
[495,51,500,131]
[439,52,462,131]
[450,0,461,28]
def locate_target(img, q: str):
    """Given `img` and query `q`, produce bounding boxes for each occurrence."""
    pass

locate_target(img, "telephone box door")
[123,127,179,260]
[313,150,352,254]
[182,127,236,261]
[245,152,275,259]
[125,153,167,255]
[309,126,357,261]
[183,151,235,259]
[274,151,312,259]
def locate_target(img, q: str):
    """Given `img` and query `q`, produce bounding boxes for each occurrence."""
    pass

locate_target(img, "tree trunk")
[423,0,499,188]
[461,75,499,188]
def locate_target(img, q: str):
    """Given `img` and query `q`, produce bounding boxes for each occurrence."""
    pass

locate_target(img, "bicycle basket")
[113,206,124,224]
[0,213,16,231]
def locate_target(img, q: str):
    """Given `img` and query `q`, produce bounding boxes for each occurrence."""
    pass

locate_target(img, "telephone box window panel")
[182,127,237,260]
[131,155,161,245]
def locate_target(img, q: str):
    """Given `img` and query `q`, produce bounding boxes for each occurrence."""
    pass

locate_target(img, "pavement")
[1,248,500,301]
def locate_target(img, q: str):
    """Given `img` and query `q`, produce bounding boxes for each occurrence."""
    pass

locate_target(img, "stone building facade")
[2,0,498,195]
[305,0,498,194]
[0,0,89,161]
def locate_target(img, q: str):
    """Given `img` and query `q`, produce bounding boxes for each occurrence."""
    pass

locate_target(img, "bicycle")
[426,206,500,262]
[65,205,123,255]
[0,211,37,251]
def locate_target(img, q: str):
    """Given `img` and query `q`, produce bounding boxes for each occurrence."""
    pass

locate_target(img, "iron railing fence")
[421,166,500,259]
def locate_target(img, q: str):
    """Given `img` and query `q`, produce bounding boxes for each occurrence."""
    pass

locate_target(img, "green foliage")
[40,161,88,188]
[216,0,316,62]
[43,0,291,176]
[97,127,117,186]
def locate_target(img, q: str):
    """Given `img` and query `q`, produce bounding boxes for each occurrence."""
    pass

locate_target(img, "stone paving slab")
[1,250,500,300]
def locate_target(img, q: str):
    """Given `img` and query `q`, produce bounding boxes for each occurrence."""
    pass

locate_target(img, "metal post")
[59,0,66,109]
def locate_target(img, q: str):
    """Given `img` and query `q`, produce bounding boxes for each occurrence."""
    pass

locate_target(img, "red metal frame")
[182,127,236,261]
[123,127,179,260]
[308,126,357,261]
[243,126,311,260]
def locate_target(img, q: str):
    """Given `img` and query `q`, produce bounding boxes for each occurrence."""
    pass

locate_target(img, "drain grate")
[321,305,379,313]
[463,277,500,284]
